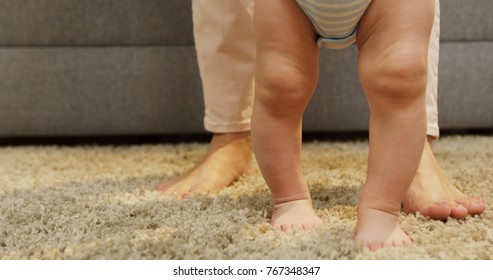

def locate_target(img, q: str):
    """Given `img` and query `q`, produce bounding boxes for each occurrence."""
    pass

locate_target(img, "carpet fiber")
[1,135,492,259]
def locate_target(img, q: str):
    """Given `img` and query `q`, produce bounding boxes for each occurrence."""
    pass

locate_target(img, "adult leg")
[252,0,323,231]
[355,0,434,250]
[156,0,255,197]
[404,0,486,219]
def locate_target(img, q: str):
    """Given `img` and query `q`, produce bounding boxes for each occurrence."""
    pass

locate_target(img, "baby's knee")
[256,65,318,111]
[360,45,428,106]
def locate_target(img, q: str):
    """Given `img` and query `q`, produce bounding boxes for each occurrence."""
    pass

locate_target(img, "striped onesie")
[295,0,372,49]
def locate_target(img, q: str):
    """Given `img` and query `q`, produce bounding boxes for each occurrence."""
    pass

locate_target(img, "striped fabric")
[295,0,372,49]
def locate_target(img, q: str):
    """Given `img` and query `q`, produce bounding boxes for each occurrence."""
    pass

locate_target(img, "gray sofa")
[1,0,492,138]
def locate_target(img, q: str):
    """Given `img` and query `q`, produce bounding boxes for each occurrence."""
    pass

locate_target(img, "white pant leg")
[426,0,440,138]
[192,0,255,133]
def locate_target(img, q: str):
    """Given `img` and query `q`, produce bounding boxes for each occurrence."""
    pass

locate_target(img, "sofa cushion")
[441,0,493,41]
[0,0,194,46]
[0,46,204,136]
[0,0,491,47]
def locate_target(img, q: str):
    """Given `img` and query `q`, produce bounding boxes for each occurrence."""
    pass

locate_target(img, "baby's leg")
[252,0,323,231]
[355,0,435,250]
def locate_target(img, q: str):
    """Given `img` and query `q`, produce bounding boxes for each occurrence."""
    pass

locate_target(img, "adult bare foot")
[403,138,486,220]
[155,132,253,198]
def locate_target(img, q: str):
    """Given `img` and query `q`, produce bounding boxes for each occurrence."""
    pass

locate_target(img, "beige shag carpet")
[0,135,492,260]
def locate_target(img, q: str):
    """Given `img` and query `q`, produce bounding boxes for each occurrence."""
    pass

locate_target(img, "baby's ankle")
[358,192,402,217]
[272,191,312,206]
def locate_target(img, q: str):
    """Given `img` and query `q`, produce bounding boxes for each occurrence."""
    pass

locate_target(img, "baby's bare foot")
[355,207,412,251]
[271,198,324,232]
[403,140,486,220]
[155,132,253,198]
